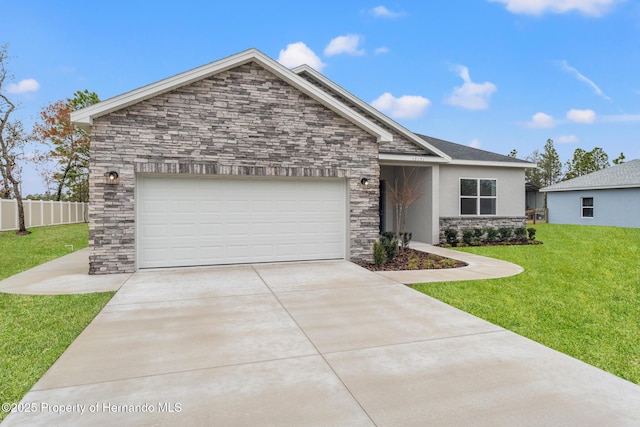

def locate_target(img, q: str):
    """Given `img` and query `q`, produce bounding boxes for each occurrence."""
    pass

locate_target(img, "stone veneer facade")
[88,62,380,274]
[438,216,527,243]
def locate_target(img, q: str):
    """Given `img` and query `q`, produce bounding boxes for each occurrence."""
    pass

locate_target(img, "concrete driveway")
[4,260,640,426]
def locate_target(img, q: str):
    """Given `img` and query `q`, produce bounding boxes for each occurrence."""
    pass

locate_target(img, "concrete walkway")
[3,250,640,425]
[0,243,519,296]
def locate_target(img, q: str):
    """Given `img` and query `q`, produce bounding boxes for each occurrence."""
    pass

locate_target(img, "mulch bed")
[358,248,467,272]
[440,239,543,248]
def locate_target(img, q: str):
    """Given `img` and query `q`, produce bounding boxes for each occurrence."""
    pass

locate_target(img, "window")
[581,197,594,218]
[460,178,496,215]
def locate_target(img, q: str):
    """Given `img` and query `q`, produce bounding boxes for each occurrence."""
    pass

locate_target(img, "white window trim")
[581,196,594,219]
[459,178,497,216]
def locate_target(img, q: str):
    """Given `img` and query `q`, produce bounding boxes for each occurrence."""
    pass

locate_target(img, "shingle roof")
[541,159,640,192]
[416,134,530,164]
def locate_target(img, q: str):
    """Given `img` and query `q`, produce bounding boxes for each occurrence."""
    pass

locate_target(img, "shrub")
[441,258,458,268]
[407,253,420,270]
[422,259,436,269]
[399,232,412,250]
[514,227,527,241]
[373,241,387,266]
[485,227,498,243]
[462,229,474,246]
[380,232,398,261]
[498,227,513,242]
[444,228,459,247]
[472,228,484,245]
[527,227,537,241]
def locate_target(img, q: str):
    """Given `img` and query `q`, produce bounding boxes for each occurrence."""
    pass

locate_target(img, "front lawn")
[414,224,640,384]
[0,224,114,422]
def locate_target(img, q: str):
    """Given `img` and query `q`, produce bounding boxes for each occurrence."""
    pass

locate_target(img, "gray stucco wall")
[88,61,380,274]
[439,165,526,217]
[547,188,640,228]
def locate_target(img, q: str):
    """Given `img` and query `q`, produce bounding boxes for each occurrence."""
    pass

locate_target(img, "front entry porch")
[379,164,440,244]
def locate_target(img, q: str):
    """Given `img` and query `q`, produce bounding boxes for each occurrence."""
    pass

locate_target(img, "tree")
[387,167,424,249]
[564,147,609,180]
[0,44,30,234]
[613,152,626,165]
[524,149,544,188]
[32,89,99,202]
[539,138,563,187]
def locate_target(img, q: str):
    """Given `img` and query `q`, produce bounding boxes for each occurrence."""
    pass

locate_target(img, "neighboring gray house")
[541,159,640,228]
[71,48,532,274]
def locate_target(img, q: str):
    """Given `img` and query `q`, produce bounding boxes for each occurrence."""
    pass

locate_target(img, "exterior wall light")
[360,177,369,186]
[106,171,119,184]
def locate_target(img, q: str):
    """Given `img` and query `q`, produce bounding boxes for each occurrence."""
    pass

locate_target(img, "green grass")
[0,224,114,422]
[414,224,640,384]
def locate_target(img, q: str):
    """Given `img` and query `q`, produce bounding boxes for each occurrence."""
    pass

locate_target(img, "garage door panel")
[137,176,347,268]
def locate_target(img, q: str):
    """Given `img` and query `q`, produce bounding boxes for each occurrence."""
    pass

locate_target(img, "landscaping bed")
[359,248,467,271]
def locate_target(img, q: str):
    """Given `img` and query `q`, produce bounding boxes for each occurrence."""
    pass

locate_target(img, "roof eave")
[448,159,537,168]
[292,64,451,160]
[541,184,640,192]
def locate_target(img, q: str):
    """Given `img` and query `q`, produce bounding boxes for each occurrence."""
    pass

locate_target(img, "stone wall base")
[439,216,527,243]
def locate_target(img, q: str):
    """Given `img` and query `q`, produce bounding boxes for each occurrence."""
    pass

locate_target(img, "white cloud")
[566,108,596,124]
[445,66,497,110]
[374,46,389,55]
[470,139,481,148]
[556,134,579,144]
[371,92,431,119]
[488,0,621,16]
[278,42,325,71]
[527,112,556,128]
[370,5,404,18]
[560,61,612,101]
[324,35,365,57]
[5,78,40,94]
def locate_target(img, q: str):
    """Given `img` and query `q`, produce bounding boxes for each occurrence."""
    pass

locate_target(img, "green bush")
[527,227,537,241]
[444,228,459,247]
[514,227,527,241]
[373,241,387,266]
[462,229,474,246]
[498,227,513,242]
[485,227,498,243]
[472,228,484,245]
[399,232,412,250]
[380,232,398,261]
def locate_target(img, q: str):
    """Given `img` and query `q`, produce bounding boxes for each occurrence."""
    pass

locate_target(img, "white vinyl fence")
[0,199,88,231]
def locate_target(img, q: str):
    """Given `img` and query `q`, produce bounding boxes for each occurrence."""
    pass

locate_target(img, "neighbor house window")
[460,178,497,215]
[581,197,594,218]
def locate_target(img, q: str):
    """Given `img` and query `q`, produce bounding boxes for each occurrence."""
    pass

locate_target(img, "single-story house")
[71,48,532,274]
[541,159,640,228]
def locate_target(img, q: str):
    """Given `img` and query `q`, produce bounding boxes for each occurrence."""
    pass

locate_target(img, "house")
[71,48,532,274]
[540,159,640,228]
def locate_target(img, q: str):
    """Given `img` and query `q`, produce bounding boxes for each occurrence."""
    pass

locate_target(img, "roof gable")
[292,64,451,161]
[542,159,640,192]
[71,49,392,143]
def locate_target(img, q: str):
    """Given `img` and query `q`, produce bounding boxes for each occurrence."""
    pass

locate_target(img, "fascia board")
[71,49,392,143]
[379,153,448,165]
[448,159,537,168]
[292,64,451,161]
[540,184,640,192]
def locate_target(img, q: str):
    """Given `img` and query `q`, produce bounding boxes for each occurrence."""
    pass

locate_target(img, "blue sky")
[3,0,640,194]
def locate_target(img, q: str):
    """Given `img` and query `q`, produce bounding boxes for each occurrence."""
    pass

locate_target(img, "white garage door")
[137,175,347,268]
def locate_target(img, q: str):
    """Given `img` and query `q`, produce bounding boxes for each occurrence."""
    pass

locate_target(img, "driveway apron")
[4,260,640,426]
